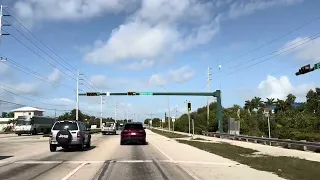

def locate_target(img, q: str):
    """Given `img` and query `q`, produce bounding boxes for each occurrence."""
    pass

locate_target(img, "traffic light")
[127,92,136,96]
[86,92,100,96]
[187,102,191,112]
[295,64,314,76]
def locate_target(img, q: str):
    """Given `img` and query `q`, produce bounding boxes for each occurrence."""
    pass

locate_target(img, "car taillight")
[77,132,81,137]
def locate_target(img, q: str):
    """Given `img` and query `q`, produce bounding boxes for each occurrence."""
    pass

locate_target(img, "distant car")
[101,122,116,135]
[49,120,91,152]
[120,122,146,145]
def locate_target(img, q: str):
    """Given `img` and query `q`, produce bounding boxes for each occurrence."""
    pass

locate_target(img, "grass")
[192,137,211,141]
[151,129,189,138]
[177,140,320,180]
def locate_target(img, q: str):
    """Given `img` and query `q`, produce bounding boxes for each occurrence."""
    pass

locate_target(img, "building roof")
[11,106,44,112]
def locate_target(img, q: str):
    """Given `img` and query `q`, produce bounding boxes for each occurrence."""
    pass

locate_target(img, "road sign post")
[79,90,223,133]
[172,117,175,132]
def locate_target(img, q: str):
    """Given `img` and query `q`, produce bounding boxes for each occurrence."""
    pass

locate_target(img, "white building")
[11,106,44,119]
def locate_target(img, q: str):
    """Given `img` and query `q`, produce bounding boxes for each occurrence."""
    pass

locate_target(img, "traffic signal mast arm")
[295,63,320,76]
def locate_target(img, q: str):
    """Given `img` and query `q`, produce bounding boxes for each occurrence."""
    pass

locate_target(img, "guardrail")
[149,127,320,152]
[202,131,320,152]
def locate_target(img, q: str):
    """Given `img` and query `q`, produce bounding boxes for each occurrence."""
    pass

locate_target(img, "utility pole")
[207,66,212,126]
[115,102,117,123]
[76,70,80,121]
[54,109,56,118]
[0,5,10,39]
[100,93,102,128]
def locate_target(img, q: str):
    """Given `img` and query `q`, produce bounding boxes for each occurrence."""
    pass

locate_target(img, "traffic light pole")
[79,90,224,133]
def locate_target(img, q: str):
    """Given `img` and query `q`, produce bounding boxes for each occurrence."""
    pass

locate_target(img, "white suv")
[49,120,91,152]
[101,122,116,135]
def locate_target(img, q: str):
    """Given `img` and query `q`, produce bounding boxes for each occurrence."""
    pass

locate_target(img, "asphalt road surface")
[0,131,195,180]
[0,130,285,180]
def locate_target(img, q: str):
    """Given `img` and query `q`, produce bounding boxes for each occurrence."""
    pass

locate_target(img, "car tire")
[120,140,125,145]
[18,134,21,136]
[50,145,57,152]
[86,138,91,148]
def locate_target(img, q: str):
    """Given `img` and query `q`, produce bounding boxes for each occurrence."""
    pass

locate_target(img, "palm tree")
[252,96,265,109]
[285,94,296,105]
[244,100,253,111]
[265,98,276,107]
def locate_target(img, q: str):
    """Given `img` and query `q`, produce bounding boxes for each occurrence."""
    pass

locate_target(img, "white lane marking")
[15,161,63,164]
[177,165,201,180]
[61,162,87,180]
[173,161,239,166]
[5,160,240,166]
[149,141,200,180]
[116,160,153,163]
[149,141,173,161]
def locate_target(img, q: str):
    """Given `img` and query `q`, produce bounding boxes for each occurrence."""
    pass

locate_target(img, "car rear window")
[53,121,78,130]
[124,123,143,130]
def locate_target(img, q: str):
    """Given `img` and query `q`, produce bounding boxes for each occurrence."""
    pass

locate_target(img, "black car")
[120,122,146,145]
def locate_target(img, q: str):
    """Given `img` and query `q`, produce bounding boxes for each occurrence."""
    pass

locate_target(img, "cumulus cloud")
[89,75,111,90]
[48,68,62,82]
[121,60,154,70]
[83,0,219,66]
[149,66,195,86]
[257,75,316,102]
[283,37,320,63]
[50,98,74,105]
[13,0,139,27]
[226,0,303,19]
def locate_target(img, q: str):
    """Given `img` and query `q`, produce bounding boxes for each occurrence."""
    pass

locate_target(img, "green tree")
[1,112,8,118]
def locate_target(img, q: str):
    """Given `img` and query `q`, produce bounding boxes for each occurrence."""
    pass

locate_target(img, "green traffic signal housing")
[314,62,320,70]
[187,102,191,111]
[86,92,100,96]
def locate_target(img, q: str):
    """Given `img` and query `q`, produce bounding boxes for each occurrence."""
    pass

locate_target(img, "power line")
[0,99,101,114]
[219,32,320,74]
[5,8,77,72]
[2,29,76,81]
[222,14,320,65]
[0,86,69,107]
[3,9,102,92]
[0,82,59,100]
[217,33,320,78]
[0,57,74,90]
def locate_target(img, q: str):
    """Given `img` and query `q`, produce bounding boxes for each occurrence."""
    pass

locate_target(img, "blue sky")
[0,0,319,121]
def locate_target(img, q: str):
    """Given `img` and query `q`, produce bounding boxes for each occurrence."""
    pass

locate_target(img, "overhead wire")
[222,14,320,65]
[219,32,320,74]
[0,57,74,90]
[216,33,320,78]
[3,9,102,92]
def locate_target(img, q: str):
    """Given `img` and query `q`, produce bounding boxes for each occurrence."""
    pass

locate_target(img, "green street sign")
[140,92,153,95]
[314,62,320,70]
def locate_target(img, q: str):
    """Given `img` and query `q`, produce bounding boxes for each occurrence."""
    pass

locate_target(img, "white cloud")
[149,66,195,86]
[13,0,139,27]
[283,37,320,63]
[50,98,74,105]
[83,0,220,66]
[89,75,111,90]
[226,0,303,19]
[121,60,155,70]
[257,75,316,102]
[48,68,62,82]
[0,62,9,76]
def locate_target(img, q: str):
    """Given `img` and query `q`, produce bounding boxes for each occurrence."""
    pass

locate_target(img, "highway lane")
[0,131,195,180]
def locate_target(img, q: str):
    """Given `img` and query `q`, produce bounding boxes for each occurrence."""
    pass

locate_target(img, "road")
[0,130,284,180]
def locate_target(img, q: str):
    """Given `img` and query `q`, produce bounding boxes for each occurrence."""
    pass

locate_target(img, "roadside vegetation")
[177,139,320,180]
[145,88,320,141]
[150,128,189,138]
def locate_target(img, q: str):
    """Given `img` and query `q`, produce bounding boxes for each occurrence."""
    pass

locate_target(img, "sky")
[0,0,319,121]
